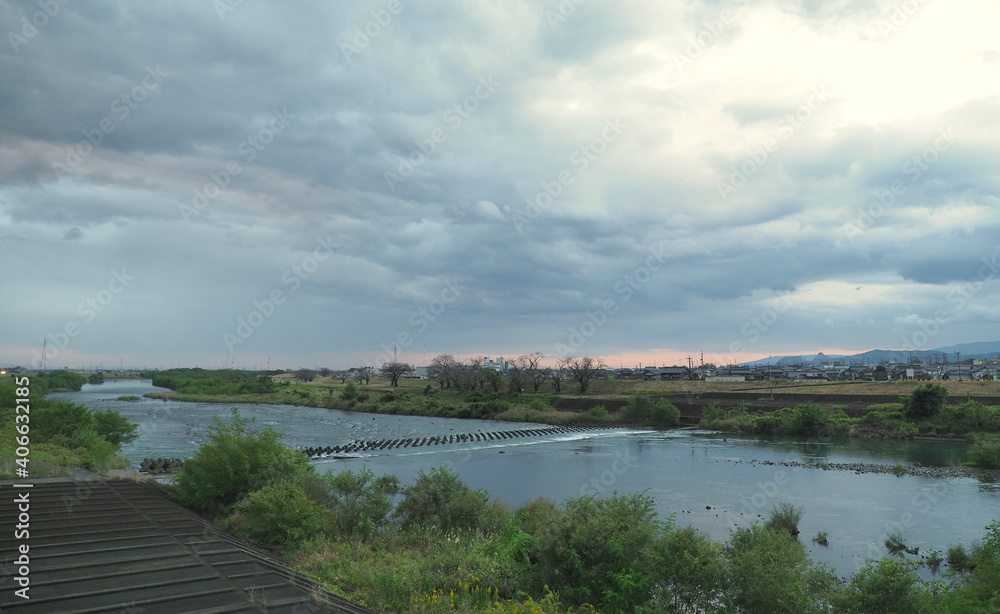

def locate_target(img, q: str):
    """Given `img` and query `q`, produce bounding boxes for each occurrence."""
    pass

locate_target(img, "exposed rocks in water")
[724,457,999,480]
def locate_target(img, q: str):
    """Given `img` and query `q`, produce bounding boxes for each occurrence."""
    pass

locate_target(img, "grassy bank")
[698,384,1000,469]
[0,375,139,478]
[168,410,1000,613]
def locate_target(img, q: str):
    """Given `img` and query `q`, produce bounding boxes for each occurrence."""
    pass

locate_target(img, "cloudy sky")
[1,0,998,371]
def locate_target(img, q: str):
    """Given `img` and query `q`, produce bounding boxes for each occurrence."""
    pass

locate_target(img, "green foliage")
[341,380,359,401]
[789,403,827,436]
[724,525,835,614]
[622,394,654,423]
[88,372,105,385]
[814,531,829,546]
[967,435,1000,469]
[947,543,973,572]
[36,370,87,391]
[588,405,609,419]
[650,400,681,427]
[528,492,662,608]
[764,501,803,538]
[226,480,326,545]
[395,466,509,535]
[832,559,931,614]
[326,468,399,537]
[172,408,312,512]
[92,409,139,446]
[885,531,908,556]
[652,525,726,613]
[903,383,948,419]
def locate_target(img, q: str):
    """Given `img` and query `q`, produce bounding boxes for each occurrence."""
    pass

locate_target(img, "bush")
[650,401,681,427]
[967,436,1000,469]
[529,492,661,608]
[724,525,835,614]
[764,502,803,538]
[172,408,312,512]
[623,394,654,423]
[833,559,931,614]
[395,466,509,535]
[341,381,359,401]
[226,481,326,545]
[652,525,726,612]
[326,468,399,537]
[790,404,827,436]
[903,383,947,419]
[587,405,609,419]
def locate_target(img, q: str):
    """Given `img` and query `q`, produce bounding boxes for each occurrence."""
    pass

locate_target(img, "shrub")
[724,524,835,614]
[529,493,661,607]
[764,502,803,538]
[172,408,312,512]
[587,405,609,419]
[395,466,509,535]
[650,401,681,427]
[967,436,1000,469]
[947,544,973,572]
[340,381,358,401]
[623,394,654,423]
[528,397,550,412]
[902,383,947,419]
[326,468,399,537]
[833,559,931,614]
[652,525,726,612]
[813,531,829,546]
[225,481,326,545]
[790,404,827,436]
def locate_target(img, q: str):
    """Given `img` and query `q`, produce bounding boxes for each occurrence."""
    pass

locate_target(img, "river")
[53,379,1000,578]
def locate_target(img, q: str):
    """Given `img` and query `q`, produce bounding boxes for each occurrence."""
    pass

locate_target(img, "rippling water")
[54,379,1000,577]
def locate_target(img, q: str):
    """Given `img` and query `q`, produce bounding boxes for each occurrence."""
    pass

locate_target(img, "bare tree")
[548,358,569,393]
[429,354,460,389]
[566,356,604,393]
[463,356,486,391]
[334,371,350,384]
[515,352,547,392]
[381,361,413,387]
[318,367,332,378]
[352,367,373,385]
[294,368,317,382]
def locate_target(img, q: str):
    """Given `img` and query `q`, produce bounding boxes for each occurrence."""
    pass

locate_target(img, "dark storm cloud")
[1,0,998,368]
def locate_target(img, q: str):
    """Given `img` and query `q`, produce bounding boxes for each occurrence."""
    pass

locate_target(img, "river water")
[53,379,1000,578]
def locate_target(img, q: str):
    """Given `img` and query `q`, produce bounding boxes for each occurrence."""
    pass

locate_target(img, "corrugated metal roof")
[0,477,372,614]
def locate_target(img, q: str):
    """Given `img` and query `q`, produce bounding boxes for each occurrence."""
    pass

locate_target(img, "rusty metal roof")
[0,477,372,614]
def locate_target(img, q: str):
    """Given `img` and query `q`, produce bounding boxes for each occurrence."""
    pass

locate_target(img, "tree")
[903,383,947,419]
[351,367,373,385]
[294,368,317,382]
[462,356,486,391]
[429,354,460,389]
[874,365,888,381]
[486,368,505,392]
[548,363,567,392]
[380,362,412,387]
[566,356,603,394]
[334,371,350,384]
[318,368,332,378]
[515,352,548,392]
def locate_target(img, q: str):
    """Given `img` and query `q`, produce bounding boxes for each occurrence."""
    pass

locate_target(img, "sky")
[1,0,999,371]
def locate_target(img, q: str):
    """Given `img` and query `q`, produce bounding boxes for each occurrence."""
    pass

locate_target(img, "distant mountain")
[745,342,1000,366]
